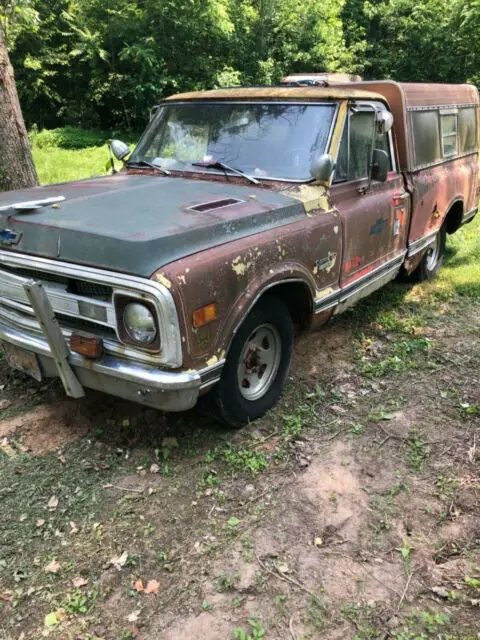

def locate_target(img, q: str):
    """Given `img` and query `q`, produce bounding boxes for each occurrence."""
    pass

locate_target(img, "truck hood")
[0,174,304,277]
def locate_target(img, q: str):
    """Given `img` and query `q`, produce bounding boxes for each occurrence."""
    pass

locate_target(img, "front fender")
[152,214,341,370]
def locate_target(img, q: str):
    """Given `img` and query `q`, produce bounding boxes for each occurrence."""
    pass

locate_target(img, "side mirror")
[376,110,394,135]
[310,153,336,183]
[371,149,389,182]
[110,139,130,162]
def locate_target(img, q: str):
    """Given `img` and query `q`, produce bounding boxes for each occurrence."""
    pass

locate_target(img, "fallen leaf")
[55,608,66,622]
[127,610,141,623]
[47,496,59,511]
[277,562,290,574]
[110,550,128,570]
[44,560,62,574]
[71,577,88,588]
[431,586,449,598]
[44,612,58,627]
[36,519,45,528]
[0,591,13,603]
[133,579,144,593]
[150,463,160,474]
[19,514,27,522]
[69,521,79,535]
[144,579,159,595]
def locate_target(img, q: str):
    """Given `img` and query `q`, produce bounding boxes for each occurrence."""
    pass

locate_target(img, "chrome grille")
[55,314,117,338]
[0,265,112,301]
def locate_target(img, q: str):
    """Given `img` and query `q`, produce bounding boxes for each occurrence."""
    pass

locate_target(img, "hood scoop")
[189,197,245,213]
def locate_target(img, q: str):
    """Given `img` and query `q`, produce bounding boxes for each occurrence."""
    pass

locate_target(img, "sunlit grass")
[439,217,480,300]
[33,144,110,185]
[30,126,138,185]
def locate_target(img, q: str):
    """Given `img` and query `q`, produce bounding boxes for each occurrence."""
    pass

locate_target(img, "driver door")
[330,103,410,288]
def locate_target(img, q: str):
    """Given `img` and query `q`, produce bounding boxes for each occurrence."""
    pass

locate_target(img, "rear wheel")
[211,296,294,428]
[411,224,446,282]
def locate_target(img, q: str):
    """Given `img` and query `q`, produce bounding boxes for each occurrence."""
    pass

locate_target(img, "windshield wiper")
[191,160,259,185]
[126,160,170,176]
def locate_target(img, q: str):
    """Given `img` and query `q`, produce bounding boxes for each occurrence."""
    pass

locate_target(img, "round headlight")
[123,303,157,344]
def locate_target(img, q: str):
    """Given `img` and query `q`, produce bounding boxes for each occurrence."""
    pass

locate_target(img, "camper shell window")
[440,109,458,158]
[411,105,478,169]
[459,107,477,153]
[412,110,441,167]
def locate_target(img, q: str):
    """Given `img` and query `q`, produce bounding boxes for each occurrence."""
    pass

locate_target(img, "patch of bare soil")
[0,402,91,454]
[1,293,480,639]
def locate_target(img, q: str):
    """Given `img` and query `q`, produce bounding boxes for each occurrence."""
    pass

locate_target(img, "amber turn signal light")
[192,303,218,328]
[70,333,104,359]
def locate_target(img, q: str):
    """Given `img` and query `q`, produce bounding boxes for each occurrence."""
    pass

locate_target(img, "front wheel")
[211,296,294,428]
[411,224,446,282]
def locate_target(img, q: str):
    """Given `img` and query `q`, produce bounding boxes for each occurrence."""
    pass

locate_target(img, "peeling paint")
[155,273,172,289]
[315,286,335,301]
[333,225,339,235]
[288,184,332,213]
[206,355,218,367]
[232,255,247,276]
[177,274,186,285]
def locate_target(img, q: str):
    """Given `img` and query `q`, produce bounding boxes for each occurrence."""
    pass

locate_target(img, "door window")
[334,108,391,182]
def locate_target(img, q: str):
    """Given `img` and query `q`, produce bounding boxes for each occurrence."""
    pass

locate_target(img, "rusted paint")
[153,213,341,368]
[166,86,384,103]
[407,155,478,243]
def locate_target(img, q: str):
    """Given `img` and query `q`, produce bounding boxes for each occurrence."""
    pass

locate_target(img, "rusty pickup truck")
[0,76,478,427]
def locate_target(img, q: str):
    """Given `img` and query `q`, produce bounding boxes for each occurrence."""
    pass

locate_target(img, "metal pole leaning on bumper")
[23,281,85,398]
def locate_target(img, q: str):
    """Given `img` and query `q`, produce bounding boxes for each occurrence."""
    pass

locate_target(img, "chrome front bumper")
[0,281,205,412]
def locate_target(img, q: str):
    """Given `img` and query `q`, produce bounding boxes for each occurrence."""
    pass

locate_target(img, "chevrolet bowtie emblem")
[0,229,22,246]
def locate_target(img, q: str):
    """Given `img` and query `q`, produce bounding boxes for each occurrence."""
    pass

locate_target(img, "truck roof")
[165,86,385,103]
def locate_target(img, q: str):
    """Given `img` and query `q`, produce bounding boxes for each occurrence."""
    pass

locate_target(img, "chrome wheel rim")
[237,324,282,401]
[426,233,440,271]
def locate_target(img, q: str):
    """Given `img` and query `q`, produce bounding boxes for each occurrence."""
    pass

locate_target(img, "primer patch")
[156,273,172,289]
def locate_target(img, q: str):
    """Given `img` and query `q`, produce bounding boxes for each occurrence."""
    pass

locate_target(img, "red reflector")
[70,333,103,359]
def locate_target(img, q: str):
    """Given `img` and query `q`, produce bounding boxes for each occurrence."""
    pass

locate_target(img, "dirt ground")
[0,276,479,639]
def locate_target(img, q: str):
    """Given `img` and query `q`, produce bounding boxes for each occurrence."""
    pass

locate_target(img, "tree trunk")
[0,24,38,192]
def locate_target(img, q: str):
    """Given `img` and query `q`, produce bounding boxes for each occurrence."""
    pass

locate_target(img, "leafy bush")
[29,127,110,150]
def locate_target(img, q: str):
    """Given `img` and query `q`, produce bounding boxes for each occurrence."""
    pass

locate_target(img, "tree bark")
[0,23,38,192]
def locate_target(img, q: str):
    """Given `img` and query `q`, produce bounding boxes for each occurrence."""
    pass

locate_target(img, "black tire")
[411,224,446,282]
[211,296,294,428]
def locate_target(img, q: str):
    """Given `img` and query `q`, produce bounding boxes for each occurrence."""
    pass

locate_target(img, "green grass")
[30,127,138,185]
[33,145,112,185]
[439,220,480,299]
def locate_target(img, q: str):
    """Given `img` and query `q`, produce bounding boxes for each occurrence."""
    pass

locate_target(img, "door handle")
[392,192,409,206]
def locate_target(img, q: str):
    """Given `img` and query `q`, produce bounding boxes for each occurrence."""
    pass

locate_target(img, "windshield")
[131,102,336,181]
